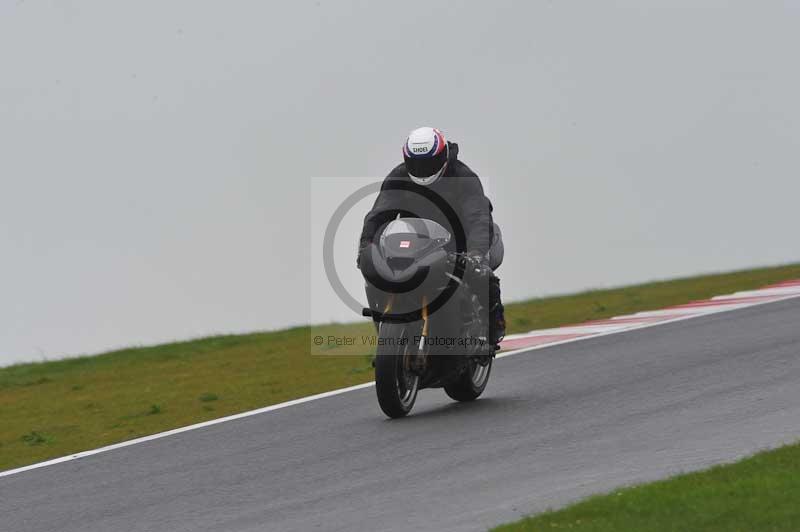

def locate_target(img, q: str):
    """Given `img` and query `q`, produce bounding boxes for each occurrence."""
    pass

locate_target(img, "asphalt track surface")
[3,298,800,532]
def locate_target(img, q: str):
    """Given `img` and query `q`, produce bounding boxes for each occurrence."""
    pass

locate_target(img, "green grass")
[492,441,800,532]
[1,263,799,472]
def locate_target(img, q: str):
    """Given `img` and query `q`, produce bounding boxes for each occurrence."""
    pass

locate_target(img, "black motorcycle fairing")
[361,241,430,294]
[361,218,454,296]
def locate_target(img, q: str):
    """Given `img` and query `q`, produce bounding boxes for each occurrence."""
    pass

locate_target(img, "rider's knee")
[488,223,504,271]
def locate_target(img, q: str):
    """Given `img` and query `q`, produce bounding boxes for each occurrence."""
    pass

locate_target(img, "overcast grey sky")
[2,1,799,365]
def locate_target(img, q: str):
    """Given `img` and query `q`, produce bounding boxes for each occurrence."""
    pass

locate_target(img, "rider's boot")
[489,276,505,351]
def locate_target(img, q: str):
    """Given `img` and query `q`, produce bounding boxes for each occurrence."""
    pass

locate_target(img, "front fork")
[368,295,430,375]
[410,297,429,373]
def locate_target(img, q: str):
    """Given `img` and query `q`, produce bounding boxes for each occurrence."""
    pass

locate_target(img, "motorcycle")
[360,217,495,418]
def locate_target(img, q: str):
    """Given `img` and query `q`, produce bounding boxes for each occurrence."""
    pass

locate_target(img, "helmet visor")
[405,149,448,178]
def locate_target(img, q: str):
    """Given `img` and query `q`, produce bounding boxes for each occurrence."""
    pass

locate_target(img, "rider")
[358,126,506,349]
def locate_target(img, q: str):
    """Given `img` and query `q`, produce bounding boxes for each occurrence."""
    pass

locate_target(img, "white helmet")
[402,127,449,186]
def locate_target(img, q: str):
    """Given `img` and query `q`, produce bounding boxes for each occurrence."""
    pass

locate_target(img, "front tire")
[374,322,420,418]
[444,358,492,402]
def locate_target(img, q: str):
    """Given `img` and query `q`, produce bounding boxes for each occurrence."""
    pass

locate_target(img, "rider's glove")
[466,250,486,263]
[466,251,493,278]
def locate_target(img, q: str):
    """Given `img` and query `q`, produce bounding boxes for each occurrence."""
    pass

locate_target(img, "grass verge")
[492,441,800,532]
[1,263,799,472]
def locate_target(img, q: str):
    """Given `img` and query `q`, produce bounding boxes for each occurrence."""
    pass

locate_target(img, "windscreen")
[380,218,451,242]
[378,218,452,257]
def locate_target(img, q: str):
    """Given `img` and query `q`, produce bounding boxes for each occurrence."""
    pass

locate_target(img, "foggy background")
[2,1,799,366]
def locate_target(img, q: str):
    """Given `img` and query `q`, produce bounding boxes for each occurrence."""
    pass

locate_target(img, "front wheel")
[374,322,420,418]
[444,358,492,402]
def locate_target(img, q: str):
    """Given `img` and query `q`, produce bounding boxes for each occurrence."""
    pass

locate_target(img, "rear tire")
[374,322,420,418]
[444,358,492,402]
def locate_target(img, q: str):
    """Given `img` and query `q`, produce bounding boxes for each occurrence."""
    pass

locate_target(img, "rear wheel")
[444,357,492,402]
[374,322,420,418]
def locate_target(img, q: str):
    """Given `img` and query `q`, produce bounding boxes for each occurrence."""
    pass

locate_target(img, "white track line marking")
[0,382,374,479]
[2,283,799,479]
